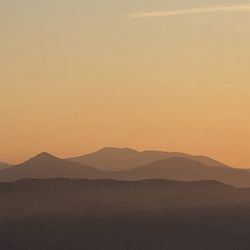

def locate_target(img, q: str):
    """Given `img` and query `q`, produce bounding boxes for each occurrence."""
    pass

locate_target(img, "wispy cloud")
[128,4,250,18]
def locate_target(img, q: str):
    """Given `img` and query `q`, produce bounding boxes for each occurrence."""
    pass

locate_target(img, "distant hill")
[1,151,250,187]
[68,147,228,171]
[0,152,108,182]
[120,157,250,187]
[0,162,11,171]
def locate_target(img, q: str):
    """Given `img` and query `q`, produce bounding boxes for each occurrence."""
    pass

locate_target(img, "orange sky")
[0,1,250,167]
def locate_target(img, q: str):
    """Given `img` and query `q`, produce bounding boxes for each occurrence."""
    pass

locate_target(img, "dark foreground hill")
[1,179,250,250]
[0,178,249,218]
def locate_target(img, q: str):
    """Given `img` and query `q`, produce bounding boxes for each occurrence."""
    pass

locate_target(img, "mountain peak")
[35,152,57,158]
[99,147,139,153]
[28,152,60,163]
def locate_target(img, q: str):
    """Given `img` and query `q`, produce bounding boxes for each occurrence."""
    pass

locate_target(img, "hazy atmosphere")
[1,2,250,250]
[1,0,250,167]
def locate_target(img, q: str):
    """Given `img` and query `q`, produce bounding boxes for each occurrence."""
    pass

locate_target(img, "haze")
[1,0,250,167]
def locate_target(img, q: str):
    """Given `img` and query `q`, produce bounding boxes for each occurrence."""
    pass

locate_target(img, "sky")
[1,0,250,167]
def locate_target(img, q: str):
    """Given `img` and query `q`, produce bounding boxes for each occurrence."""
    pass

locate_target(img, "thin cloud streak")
[128,4,250,18]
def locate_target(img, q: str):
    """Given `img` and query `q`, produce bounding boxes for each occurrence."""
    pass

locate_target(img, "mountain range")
[1,147,250,187]
[120,157,250,187]
[67,147,228,171]
[0,153,108,183]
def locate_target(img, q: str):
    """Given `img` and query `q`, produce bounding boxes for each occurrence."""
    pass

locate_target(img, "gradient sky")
[1,0,250,167]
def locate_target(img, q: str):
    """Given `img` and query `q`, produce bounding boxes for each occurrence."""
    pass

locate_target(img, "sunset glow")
[1,1,250,167]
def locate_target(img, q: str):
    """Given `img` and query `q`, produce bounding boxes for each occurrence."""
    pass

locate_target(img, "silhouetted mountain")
[0,162,11,171]
[120,157,250,187]
[68,147,228,171]
[0,152,108,182]
[1,179,250,250]
[0,178,249,219]
[1,153,250,187]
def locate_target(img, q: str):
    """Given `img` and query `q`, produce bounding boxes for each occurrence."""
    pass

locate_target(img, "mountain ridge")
[0,152,109,182]
[119,157,250,187]
[67,147,228,171]
[1,149,250,187]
